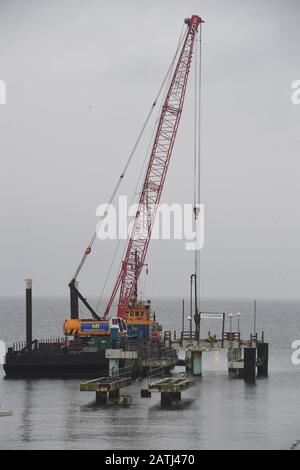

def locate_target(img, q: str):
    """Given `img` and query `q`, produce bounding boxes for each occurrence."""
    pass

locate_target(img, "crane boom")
[104,15,203,319]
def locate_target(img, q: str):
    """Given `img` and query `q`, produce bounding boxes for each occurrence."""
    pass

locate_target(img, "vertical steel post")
[190,275,193,339]
[254,300,257,336]
[70,281,79,319]
[25,279,33,351]
[221,313,225,348]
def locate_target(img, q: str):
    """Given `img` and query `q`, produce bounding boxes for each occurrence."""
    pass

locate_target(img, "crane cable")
[97,22,203,314]
[95,99,164,314]
[194,25,203,314]
[94,45,176,314]
[70,24,188,283]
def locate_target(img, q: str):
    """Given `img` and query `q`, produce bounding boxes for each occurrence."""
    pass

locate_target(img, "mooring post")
[257,342,269,378]
[25,279,33,351]
[253,300,257,337]
[244,348,256,383]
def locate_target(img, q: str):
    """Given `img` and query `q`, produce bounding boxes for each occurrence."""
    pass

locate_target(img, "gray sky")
[0,0,299,303]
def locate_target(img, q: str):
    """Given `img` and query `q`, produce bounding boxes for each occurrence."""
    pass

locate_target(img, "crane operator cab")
[126,299,160,341]
[109,317,127,339]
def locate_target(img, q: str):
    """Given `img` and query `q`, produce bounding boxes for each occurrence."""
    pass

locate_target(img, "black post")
[244,348,256,383]
[25,279,33,351]
[181,299,185,334]
[190,275,193,339]
[221,313,225,348]
[190,274,200,341]
[254,300,257,336]
[194,274,200,343]
[257,342,269,378]
[70,280,79,319]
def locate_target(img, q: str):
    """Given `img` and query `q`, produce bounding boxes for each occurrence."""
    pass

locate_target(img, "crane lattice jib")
[104,15,203,319]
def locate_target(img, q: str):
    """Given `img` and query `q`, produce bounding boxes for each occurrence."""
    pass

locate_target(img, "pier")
[80,367,133,405]
[167,327,269,384]
[146,366,195,406]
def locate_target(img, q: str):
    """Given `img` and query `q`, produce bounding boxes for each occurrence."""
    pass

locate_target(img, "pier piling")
[25,279,33,351]
[96,391,107,405]
[161,392,181,406]
[257,342,269,378]
[191,351,202,376]
[244,348,256,383]
[109,390,120,400]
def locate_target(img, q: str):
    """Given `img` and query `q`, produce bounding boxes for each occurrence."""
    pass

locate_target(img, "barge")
[3,16,202,380]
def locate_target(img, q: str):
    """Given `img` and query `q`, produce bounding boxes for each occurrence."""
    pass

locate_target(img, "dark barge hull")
[3,338,175,379]
[3,351,109,378]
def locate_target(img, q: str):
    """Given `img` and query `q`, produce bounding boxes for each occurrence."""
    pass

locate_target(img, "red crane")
[104,15,203,319]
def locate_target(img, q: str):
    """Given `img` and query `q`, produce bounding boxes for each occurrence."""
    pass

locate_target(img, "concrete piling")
[161,392,181,406]
[109,390,120,400]
[96,391,107,405]
[191,351,202,376]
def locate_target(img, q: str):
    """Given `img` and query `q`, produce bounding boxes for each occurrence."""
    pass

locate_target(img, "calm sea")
[0,296,299,450]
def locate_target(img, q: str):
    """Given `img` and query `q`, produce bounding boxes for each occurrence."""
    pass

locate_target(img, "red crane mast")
[104,15,203,319]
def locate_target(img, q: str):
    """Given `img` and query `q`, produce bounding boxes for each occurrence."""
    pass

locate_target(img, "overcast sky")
[0,0,299,305]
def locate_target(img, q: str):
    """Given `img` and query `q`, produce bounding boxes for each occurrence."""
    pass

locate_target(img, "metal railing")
[164,331,171,342]
[222,332,240,342]
[250,333,258,342]
[181,331,198,342]
[40,338,65,344]
[11,338,65,353]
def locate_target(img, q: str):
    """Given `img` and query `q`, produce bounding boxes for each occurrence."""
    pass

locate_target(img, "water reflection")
[20,380,34,443]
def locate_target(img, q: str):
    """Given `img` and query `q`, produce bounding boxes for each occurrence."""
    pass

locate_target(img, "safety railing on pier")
[122,338,177,360]
[180,331,198,342]
[222,332,241,343]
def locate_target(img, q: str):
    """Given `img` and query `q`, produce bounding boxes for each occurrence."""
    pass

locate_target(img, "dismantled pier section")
[146,366,195,406]
[80,366,133,405]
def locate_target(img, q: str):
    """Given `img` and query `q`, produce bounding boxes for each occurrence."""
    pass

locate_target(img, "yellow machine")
[63,318,126,337]
[64,300,160,342]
